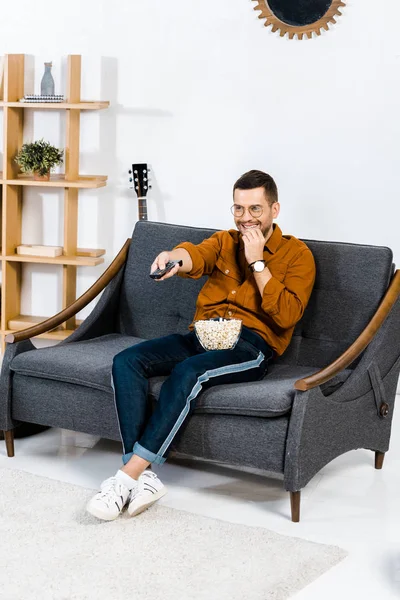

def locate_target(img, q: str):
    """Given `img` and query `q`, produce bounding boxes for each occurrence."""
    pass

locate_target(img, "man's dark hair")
[233,170,278,206]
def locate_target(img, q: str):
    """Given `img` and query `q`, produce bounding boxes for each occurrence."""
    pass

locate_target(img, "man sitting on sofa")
[86,169,316,521]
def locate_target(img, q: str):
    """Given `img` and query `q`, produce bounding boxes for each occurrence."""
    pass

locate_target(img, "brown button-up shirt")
[175,223,316,356]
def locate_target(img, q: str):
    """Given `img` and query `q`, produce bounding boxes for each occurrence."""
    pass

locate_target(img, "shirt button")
[228,311,233,316]
[225,269,230,274]
[231,290,236,295]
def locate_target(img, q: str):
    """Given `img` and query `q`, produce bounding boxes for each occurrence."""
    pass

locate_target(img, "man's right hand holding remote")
[150,249,192,281]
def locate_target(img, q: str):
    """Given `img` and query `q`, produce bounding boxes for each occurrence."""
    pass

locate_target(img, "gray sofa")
[1,221,400,522]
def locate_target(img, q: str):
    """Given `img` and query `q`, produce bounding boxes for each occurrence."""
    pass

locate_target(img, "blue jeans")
[111,327,274,465]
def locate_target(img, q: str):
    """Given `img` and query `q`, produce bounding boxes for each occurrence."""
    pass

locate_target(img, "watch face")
[254,261,265,272]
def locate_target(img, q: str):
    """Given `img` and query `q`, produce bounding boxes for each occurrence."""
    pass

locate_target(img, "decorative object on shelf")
[41,61,55,95]
[14,139,64,181]
[19,94,65,103]
[128,163,152,221]
[253,0,346,39]
[16,245,63,258]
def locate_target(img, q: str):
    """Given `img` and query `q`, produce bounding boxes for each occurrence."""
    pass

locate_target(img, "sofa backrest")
[117,221,394,368]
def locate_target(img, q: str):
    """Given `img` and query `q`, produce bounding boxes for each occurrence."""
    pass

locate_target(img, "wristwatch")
[248,260,266,273]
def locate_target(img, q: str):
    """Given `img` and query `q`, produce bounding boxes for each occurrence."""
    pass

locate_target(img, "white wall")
[0,0,399,331]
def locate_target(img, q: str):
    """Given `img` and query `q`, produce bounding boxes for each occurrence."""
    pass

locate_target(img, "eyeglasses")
[230,204,263,218]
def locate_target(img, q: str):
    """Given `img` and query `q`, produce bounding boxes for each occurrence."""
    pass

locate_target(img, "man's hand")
[242,227,266,265]
[150,251,181,281]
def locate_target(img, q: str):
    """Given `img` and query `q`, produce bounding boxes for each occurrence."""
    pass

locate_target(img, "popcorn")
[194,318,242,351]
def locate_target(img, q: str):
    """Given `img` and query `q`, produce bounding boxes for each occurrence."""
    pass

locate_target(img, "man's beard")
[260,222,274,241]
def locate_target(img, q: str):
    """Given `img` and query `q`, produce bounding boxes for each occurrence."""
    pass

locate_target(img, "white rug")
[0,468,347,600]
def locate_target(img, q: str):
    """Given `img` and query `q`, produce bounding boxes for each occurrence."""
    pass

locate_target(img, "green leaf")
[14,138,64,176]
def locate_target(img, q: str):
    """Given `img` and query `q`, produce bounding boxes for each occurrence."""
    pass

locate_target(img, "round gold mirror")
[253,0,346,39]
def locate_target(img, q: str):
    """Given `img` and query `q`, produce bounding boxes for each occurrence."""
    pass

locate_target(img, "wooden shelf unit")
[0,54,109,351]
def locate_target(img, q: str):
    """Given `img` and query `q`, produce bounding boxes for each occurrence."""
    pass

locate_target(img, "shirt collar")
[265,223,282,254]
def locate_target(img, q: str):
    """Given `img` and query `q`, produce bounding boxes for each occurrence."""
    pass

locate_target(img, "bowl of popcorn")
[194,318,242,351]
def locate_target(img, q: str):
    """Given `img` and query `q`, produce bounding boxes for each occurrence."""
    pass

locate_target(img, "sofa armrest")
[5,239,131,344]
[294,269,400,391]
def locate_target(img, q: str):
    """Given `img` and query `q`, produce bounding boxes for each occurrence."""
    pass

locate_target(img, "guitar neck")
[138,196,148,221]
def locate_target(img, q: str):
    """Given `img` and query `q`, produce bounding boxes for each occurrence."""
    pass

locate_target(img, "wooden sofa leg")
[375,451,385,469]
[290,491,301,523]
[4,430,15,457]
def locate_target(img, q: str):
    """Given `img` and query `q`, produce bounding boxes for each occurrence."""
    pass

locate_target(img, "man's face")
[232,187,280,240]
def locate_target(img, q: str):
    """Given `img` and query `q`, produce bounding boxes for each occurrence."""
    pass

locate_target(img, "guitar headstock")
[129,163,152,221]
[129,163,151,198]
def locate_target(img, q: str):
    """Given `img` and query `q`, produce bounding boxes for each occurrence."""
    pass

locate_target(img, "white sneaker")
[128,470,167,517]
[86,476,131,521]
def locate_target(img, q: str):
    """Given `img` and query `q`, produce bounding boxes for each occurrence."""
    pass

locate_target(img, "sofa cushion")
[149,365,352,417]
[10,334,144,393]
[10,335,353,418]
[118,222,214,340]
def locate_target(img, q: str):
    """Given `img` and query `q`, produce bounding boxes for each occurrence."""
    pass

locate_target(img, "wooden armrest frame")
[295,270,400,391]
[5,239,131,344]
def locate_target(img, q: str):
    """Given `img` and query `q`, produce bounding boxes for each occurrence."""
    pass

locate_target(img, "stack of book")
[19,94,65,103]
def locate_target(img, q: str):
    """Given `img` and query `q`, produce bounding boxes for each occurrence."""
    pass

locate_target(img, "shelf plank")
[8,315,46,328]
[0,175,107,188]
[6,315,83,341]
[0,174,107,185]
[1,247,105,260]
[4,329,72,341]
[5,174,107,188]
[0,101,109,110]
[4,254,104,266]
[16,173,108,181]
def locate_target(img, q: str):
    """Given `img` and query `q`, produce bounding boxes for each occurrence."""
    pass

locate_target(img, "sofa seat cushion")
[10,335,353,419]
[10,334,144,393]
[149,365,353,418]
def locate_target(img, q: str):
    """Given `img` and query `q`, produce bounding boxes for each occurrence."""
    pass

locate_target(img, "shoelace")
[141,470,157,480]
[98,477,125,502]
[130,471,158,500]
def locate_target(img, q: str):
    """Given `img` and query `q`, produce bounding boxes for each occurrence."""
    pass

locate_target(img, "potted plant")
[14,139,64,181]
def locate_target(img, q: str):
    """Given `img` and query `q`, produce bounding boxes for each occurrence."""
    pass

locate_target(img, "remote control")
[150,260,183,279]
